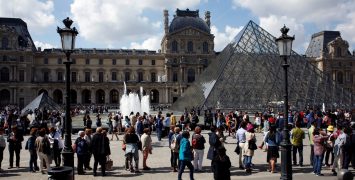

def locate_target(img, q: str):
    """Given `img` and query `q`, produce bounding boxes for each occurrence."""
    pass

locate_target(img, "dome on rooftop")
[168,9,210,34]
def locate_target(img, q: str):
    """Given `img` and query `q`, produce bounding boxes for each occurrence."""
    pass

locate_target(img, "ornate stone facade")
[0,9,216,108]
[306,31,355,106]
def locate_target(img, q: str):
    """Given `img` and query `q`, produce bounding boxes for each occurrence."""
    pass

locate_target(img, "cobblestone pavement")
[0,129,353,180]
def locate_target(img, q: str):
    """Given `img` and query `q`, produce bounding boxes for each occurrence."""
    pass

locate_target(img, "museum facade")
[0,9,215,108]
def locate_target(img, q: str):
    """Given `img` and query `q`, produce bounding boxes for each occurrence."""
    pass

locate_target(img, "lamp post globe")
[275,25,294,180]
[57,17,78,170]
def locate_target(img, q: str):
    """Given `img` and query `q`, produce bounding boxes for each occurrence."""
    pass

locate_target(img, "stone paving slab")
[0,129,353,180]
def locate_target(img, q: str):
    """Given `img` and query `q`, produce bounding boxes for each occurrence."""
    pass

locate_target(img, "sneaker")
[7,166,13,169]
[316,174,324,176]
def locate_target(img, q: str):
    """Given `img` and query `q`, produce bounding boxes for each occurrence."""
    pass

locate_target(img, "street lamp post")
[275,25,294,180]
[57,17,78,169]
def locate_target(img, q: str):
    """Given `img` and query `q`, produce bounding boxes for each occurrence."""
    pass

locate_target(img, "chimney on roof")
[205,11,211,28]
[37,47,41,51]
[164,9,169,34]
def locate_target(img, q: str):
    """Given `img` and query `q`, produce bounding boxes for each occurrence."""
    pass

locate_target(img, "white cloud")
[259,15,305,53]
[211,25,243,51]
[130,35,162,50]
[232,0,355,52]
[336,12,355,51]
[70,0,201,47]
[34,41,56,50]
[0,0,55,32]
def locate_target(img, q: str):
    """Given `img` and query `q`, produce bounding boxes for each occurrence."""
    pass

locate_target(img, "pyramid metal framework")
[171,21,352,112]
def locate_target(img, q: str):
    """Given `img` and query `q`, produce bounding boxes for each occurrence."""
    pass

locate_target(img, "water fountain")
[119,82,150,117]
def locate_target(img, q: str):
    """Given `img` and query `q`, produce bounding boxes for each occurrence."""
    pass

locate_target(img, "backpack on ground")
[170,134,179,152]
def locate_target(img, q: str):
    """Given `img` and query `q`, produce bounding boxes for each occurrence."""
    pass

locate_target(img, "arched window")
[0,67,10,82]
[0,89,10,106]
[150,89,159,104]
[172,40,178,52]
[70,89,77,104]
[203,42,208,53]
[96,89,105,104]
[53,89,63,104]
[82,89,91,104]
[187,68,195,83]
[1,37,9,49]
[110,89,119,104]
[337,71,344,84]
[187,41,193,53]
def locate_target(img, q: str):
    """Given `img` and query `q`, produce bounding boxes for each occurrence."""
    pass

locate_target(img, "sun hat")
[327,125,334,132]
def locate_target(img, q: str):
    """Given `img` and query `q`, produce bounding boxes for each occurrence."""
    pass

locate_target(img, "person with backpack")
[192,126,206,172]
[243,123,256,173]
[26,128,38,172]
[312,128,328,176]
[123,127,141,173]
[169,126,181,172]
[74,131,89,175]
[178,131,194,180]
[35,128,51,174]
[96,114,102,128]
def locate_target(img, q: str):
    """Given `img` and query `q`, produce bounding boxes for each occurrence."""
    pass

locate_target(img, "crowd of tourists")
[0,105,355,180]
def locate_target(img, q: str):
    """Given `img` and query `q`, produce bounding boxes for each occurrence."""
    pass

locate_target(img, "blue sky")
[1,0,355,54]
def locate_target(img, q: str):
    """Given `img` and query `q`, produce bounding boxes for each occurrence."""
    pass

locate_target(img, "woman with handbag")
[243,123,256,173]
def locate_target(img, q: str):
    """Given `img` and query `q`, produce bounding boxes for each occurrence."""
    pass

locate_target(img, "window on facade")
[19,70,24,82]
[173,72,178,82]
[139,59,143,65]
[336,47,342,57]
[57,71,63,81]
[1,37,9,49]
[138,72,143,82]
[85,59,90,65]
[99,59,103,65]
[85,72,91,82]
[43,71,49,82]
[125,72,130,82]
[3,55,7,61]
[125,59,130,65]
[337,71,344,84]
[187,68,195,83]
[187,41,193,53]
[58,58,62,64]
[98,72,104,82]
[19,56,24,62]
[172,40,178,52]
[71,72,77,82]
[44,58,48,64]
[151,72,156,82]
[151,59,156,65]
[203,42,208,53]
[112,59,116,65]
[0,67,9,82]
[71,58,76,64]
[112,72,117,81]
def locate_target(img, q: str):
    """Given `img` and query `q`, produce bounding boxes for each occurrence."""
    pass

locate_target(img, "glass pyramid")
[171,21,351,112]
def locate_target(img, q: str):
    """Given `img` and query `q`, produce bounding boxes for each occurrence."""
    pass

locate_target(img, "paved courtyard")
[1,127,353,180]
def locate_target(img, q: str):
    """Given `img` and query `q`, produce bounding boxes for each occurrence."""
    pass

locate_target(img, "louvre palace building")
[1,8,355,110]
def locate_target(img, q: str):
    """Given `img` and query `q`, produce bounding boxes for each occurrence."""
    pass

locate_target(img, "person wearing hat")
[324,125,335,167]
